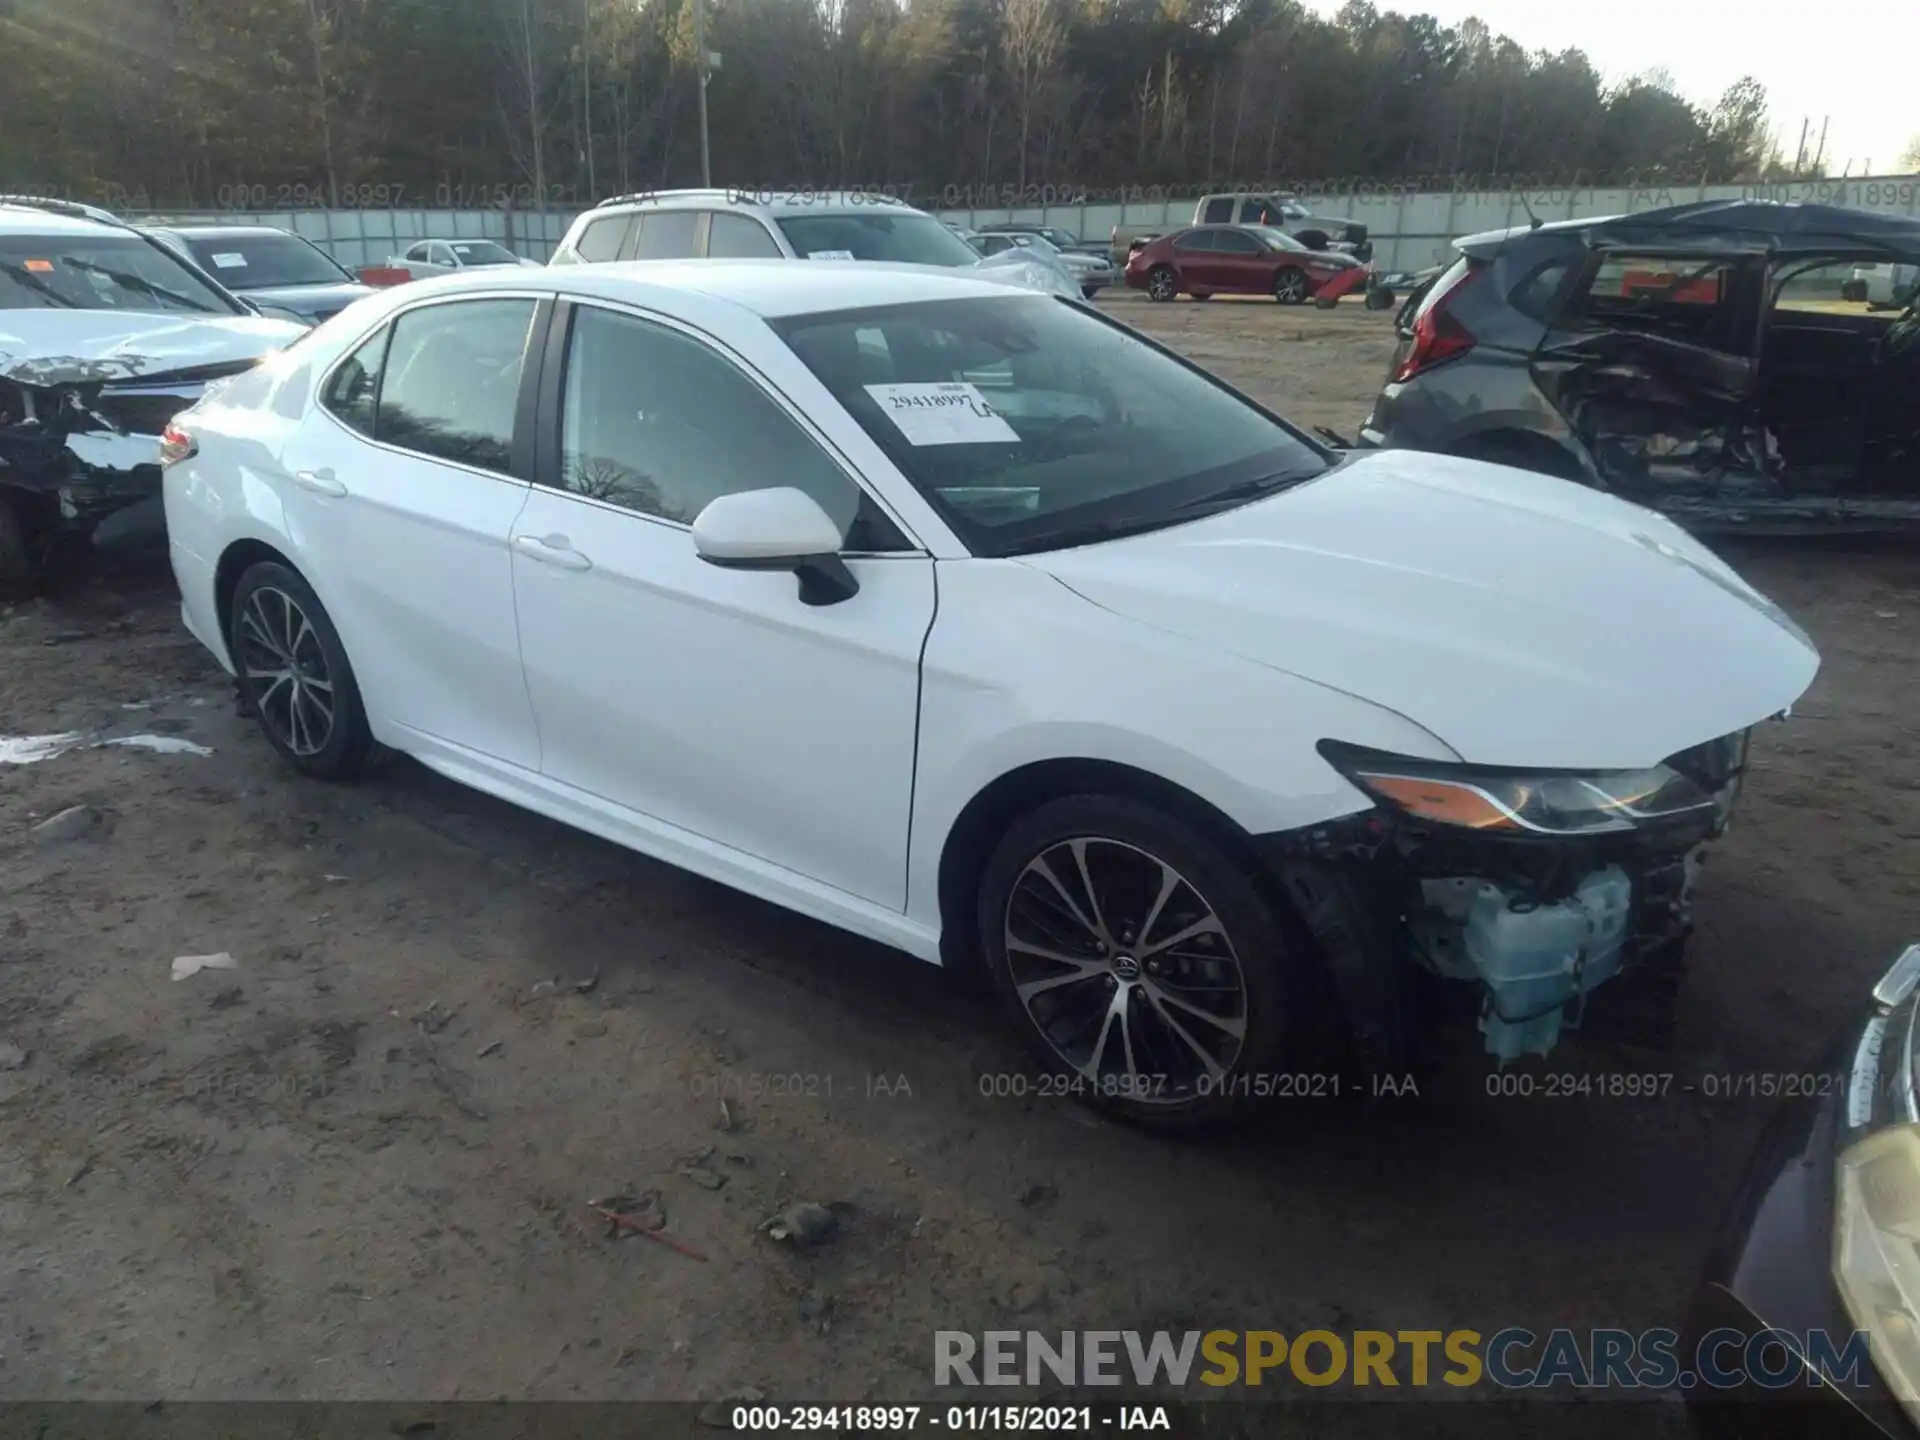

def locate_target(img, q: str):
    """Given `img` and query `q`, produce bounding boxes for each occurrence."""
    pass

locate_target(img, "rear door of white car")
[507,298,934,909]
[277,294,548,770]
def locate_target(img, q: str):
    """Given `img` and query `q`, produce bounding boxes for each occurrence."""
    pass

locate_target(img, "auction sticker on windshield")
[865,382,1020,446]
[210,253,247,268]
[807,250,856,261]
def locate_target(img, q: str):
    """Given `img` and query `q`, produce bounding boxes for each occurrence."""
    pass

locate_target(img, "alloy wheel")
[1002,836,1249,1104]
[236,586,336,757]
[1149,269,1177,301]
[1274,270,1308,303]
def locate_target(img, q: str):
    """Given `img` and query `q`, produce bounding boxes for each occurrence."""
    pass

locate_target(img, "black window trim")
[529,295,927,556]
[312,289,553,486]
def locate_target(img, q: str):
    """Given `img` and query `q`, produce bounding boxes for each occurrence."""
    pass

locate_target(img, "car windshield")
[450,241,520,266]
[1037,228,1080,248]
[0,233,242,313]
[776,213,983,268]
[773,294,1331,557]
[181,232,351,288]
[1013,234,1063,257]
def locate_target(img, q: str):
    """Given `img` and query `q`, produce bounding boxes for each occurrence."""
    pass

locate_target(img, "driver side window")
[556,306,909,551]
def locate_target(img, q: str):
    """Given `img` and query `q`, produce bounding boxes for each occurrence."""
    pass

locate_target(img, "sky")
[1307,0,1917,176]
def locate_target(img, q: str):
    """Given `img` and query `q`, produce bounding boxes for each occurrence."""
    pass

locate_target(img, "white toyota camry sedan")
[161,260,1818,1128]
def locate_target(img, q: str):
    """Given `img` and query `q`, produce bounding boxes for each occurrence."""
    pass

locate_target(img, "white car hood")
[1025,449,1819,771]
[0,310,307,388]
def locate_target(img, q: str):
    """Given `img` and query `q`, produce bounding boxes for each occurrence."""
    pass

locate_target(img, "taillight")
[159,421,197,466]
[1391,262,1479,383]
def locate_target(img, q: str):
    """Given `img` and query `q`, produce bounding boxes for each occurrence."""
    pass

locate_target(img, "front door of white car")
[278,295,545,770]
[507,301,935,910]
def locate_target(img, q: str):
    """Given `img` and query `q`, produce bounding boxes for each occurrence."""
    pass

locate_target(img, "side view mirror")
[691,487,859,607]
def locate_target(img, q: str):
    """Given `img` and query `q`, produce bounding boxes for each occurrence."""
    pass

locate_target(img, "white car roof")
[0,205,124,237]
[587,189,927,222]
[389,258,1024,318]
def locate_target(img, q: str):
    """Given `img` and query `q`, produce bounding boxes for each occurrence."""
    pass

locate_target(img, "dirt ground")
[2,289,1917,1427]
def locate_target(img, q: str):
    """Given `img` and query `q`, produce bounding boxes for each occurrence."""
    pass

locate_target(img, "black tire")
[1146,265,1179,302]
[1294,228,1329,251]
[1189,292,1211,302]
[1272,266,1308,304]
[1841,279,1869,303]
[0,497,35,602]
[976,794,1319,1132]
[228,560,373,780]
[1364,283,1396,311]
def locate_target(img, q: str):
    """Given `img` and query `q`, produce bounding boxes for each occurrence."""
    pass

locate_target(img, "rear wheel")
[977,794,1315,1131]
[1272,267,1308,304]
[229,561,374,780]
[1146,266,1178,302]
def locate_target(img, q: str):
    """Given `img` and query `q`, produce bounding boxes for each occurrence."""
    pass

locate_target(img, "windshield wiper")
[1171,468,1320,515]
[64,258,216,313]
[0,260,79,308]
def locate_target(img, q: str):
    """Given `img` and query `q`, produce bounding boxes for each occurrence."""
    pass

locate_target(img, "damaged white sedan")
[161,261,1818,1127]
[0,197,306,594]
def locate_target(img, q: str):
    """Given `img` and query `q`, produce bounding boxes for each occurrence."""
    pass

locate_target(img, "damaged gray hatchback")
[1358,200,1920,531]
[0,197,307,595]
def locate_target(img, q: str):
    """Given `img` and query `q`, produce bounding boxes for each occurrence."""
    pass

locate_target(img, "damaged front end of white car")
[1266,731,1754,1070]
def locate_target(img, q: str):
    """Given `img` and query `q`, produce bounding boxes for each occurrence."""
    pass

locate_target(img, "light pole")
[693,0,712,186]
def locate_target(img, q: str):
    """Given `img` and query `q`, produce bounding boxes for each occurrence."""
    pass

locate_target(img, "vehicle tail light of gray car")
[1390,260,1479,383]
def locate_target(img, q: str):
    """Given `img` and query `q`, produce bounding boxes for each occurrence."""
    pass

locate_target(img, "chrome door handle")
[293,468,347,497]
[512,534,592,571]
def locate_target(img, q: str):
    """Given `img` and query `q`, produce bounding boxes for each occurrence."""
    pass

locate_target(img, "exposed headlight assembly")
[1837,1123,1920,1412]
[1320,743,1719,835]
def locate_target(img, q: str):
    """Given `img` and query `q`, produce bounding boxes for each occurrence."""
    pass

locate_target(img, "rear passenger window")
[321,327,390,437]
[633,211,699,259]
[377,299,536,475]
[1174,230,1217,252]
[1509,259,1573,322]
[1200,199,1233,223]
[566,215,629,264]
[707,213,781,258]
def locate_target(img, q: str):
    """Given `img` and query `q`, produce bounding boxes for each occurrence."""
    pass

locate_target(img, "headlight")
[1837,1123,1920,1411]
[1320,744,1718,834]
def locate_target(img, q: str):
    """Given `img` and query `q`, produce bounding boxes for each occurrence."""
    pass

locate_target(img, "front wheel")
[1272,267,1309,304]
[229,560,374,780]
[977,794,1316,1130]
[1146,266,1178,302]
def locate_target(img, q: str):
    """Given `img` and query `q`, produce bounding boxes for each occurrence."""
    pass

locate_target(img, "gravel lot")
[2,289,1916,1425]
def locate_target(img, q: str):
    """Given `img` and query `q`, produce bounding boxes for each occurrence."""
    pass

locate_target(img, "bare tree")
[1002,0,1061,189]
[1901,134,1920,173]
[496,0,560,203]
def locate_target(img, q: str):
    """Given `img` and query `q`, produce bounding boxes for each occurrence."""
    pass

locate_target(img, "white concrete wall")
[160,173,1920,274]
[936,174,1920,271]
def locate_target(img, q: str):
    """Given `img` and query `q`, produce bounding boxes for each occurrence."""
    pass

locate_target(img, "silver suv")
[551,189,1080,298]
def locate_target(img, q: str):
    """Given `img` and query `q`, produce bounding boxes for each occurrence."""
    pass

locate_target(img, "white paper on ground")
[0,733,89,765]
[862,382,1020,447]
[102,735,215,756]
[171,952,238,981]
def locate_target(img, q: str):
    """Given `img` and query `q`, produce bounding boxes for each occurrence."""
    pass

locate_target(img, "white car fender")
[902,561,1457,937]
